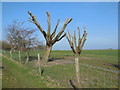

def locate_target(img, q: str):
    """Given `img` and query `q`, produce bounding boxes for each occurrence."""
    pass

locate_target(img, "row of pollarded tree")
[28,11,87,63]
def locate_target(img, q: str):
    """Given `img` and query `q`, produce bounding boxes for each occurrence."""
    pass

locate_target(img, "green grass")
[3,49,118,69]
[2,55,60,88]
[2,49,119,88]
[49,50,118,70]
[43,64,76,88]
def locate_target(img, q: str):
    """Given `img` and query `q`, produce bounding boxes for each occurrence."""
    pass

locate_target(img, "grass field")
[2,49,119,88]
[2,55,60,88]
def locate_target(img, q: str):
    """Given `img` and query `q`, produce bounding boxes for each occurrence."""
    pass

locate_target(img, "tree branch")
[66,34,76,54]
[84,27,86,33]
[51,19,60,38]
[56,33,66,41]
[77,27,80,39]
[56,18,72,38]
[81,28,87,49]
[72,36,75,52]
[67,30,72,41]
[52,18,72,44]
[74,30,77,49]
[28,11,47,39]
[81,38,87,49]
[46,11,51,35]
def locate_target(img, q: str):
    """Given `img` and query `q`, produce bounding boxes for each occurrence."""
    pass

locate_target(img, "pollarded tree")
[66,27,87,56]
[28,11,72,63]
[66,27,87,88]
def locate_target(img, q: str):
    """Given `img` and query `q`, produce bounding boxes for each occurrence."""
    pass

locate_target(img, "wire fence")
[3,50,27,63]
[2,50,39,64]
[79,63,119,88]
[2,50,119,88]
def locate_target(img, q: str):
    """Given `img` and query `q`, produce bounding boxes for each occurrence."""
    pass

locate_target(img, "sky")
[1,0,119,2]
[2,2,118,50]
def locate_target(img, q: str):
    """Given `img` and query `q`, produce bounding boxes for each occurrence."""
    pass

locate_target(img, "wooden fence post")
[3,50,6,55]
[19,51,21,63]
[75,57,80,88]
[25,52,29,63]
[38,53,41,76]
[10,51,12,59]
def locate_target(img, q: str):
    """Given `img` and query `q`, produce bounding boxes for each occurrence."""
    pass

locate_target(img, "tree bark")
[43,45,52,63]
[25,52,30,64]
[75,55,80,88]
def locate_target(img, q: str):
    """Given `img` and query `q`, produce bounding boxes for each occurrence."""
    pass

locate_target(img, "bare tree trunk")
[75,55,80,88]
[43,45,52,63]
[25,52,30,63]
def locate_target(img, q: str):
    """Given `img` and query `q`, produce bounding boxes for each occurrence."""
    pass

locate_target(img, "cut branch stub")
[46,11,51,35]
[66,27,87,55]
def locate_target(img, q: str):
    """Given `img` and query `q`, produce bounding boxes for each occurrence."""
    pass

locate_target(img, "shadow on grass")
[112,64,120,69]
[48,57,64,62]
[104,63,120,69]
[69,80,78,90]
[41,69,44,76]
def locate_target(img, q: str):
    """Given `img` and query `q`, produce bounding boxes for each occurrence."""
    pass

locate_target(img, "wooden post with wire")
[19,51,21,63]
[38,53,41,76]
[10,51,12,59]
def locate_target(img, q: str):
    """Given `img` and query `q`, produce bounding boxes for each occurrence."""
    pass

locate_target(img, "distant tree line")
[0,40,45,51]
[0,40,11,50]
